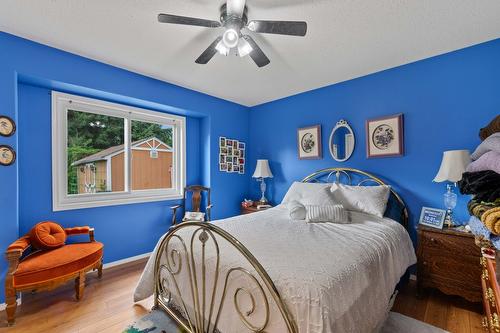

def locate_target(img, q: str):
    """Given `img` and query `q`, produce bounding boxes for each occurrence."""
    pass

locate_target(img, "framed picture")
[366,113,404,158]
[239,142,245,150]
[233,140,239,150]
[239,164,245,174]
[419,207,446,229]
[227,146,233,156]
[240,149,245,158]
[219,154,225,164]
[227,163,233,172]
[297,125,322,159]
[219,163,227,172]
[219,137,226,148]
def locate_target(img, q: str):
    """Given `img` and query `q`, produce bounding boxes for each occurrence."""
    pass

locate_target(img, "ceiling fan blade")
[247,20,307,36]
[195,36,223,64]
[158,14,221,28]
[243,35,270,68]
[227,0,246,17]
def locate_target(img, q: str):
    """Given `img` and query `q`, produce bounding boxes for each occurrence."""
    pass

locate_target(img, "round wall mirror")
[329,119,355,162]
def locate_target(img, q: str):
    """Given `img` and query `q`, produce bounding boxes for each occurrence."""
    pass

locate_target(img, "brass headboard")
[301,167,409,230]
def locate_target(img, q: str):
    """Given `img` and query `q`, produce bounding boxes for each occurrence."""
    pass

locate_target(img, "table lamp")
[433,150,471,227]
[252,159,273,204]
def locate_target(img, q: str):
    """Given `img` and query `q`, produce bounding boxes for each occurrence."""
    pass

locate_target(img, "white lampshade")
[433,150,471,183]
[252,159,273,178]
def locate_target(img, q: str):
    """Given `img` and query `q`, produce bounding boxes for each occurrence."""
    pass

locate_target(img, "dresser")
[417,226,482,302]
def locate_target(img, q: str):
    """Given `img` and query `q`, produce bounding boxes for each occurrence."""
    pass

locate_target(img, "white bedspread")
[134,205,416,333]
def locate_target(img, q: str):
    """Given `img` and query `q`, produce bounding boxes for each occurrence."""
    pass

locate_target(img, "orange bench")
[4,225,103,325]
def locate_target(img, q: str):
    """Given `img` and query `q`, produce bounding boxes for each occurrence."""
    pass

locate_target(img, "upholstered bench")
[4,222,103,325]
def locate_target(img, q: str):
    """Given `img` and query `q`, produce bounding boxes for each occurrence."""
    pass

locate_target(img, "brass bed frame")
[153,168,409,333]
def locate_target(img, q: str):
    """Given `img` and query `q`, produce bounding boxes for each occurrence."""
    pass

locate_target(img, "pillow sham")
[281,182,336,206]
[288,200,307,220]
[330,183,391,218]
[305,204,348,223]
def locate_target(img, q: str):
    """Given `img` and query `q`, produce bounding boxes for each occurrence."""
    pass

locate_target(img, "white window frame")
[52,91,186,211]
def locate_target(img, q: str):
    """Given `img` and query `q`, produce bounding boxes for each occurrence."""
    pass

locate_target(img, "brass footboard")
[153,221,298,333]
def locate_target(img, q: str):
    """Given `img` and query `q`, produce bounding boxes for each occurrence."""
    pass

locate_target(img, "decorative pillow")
[330,183,391,218]
[288,200,307,220]
[281,182,336,206]
[305,204,348,223]
[29,221,67,250]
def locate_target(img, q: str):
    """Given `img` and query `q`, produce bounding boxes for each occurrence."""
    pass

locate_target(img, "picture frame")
[219,136,226,148]
[297,125,322,160]
[366,113,404,158]
[419,207,446,229]
[219,136,246,175]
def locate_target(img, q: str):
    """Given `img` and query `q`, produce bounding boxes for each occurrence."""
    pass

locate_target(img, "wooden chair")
[170,185,212,225]
[4,226,103,325]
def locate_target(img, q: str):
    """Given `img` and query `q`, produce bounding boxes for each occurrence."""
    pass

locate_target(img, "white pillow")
[305,204,348,223]
[330,183,391,218]
[288,200,307,220]
[281,182,336,206]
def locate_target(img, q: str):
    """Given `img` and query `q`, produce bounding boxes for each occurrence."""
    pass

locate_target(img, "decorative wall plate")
[0,145,16,166]
[0,115,16,137]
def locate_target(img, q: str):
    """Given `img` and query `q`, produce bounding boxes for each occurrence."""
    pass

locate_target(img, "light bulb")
[215,40,229,56]
[222,28,239,48]
[237,38,253,57]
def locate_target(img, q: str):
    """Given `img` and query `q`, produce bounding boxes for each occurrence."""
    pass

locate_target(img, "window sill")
[53,192,183,211]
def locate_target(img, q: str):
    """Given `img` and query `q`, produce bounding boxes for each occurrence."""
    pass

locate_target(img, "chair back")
[184,185,211,213]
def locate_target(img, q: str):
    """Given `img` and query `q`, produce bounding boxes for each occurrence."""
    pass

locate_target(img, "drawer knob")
[423,261,427,266]
[430,238,435,242]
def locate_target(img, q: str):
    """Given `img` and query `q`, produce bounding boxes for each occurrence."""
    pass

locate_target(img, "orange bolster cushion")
[29,221,67,250]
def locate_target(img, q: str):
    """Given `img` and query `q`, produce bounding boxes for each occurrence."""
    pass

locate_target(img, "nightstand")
[240,203,273,215]
[417,225,482,302]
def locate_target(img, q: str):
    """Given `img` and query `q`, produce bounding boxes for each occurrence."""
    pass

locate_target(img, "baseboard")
[410,274,417,281]
[102,252,151,270]
[0,252,150,310]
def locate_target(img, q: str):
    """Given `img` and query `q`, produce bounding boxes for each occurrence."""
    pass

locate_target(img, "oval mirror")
[329,120,355,162]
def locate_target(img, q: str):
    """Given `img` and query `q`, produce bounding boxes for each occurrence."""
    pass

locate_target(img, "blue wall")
[249,38,500,242]
[0,32,250,303]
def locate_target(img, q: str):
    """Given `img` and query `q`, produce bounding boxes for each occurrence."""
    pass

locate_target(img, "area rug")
[123,310,448,333]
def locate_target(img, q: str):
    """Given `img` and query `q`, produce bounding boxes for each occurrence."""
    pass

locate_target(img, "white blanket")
[134,205,416,333]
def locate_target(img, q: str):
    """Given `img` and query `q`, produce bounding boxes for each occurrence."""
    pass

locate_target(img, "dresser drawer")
[420,230,480,256]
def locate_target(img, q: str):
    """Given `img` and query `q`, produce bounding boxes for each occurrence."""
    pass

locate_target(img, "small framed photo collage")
[219,137,245,174]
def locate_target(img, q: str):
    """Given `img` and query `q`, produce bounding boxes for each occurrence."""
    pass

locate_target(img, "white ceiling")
[1,0,500,106]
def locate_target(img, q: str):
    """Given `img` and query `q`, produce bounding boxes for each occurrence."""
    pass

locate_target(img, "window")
[52,92,185,211]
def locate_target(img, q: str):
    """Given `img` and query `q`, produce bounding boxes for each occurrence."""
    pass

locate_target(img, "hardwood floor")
[0,258,485,332]
[392,280,484,333]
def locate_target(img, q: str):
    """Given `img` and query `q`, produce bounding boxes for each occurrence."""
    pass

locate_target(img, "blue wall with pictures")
[0,32,250,303]
[248,38,500,241]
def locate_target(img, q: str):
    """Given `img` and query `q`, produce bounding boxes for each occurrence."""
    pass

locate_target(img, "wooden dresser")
[417,226,482,302]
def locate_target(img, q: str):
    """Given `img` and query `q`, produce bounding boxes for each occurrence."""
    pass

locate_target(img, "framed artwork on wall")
[219,136,245,174]
[366,113,404,158]
[297,125,322,160]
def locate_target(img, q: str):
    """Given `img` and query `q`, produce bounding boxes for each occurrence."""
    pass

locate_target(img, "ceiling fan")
[157,0,307,67]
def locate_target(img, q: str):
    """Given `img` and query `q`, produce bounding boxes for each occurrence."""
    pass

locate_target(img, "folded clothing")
[471,132,500,160]
[482,207,500,235]
[479,115,500,141]
[288,200,307,220]
[467,216,500,249]
[458,170,500,202]
[305,204,348,223]
[468,198,500,219]
[467,151,500,174]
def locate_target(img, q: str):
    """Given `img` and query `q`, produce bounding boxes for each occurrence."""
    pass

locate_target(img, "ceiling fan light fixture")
[215,40,230,56]
[222,28,239,48]
[238,38,253,57]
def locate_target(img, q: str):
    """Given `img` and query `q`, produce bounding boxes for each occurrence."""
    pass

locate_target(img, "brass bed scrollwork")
[153,168,410,332]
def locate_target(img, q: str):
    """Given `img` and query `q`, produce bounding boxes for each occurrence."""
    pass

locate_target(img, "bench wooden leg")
[75,271,85,301]
[97,260,103,279]
[5,290,17,326]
